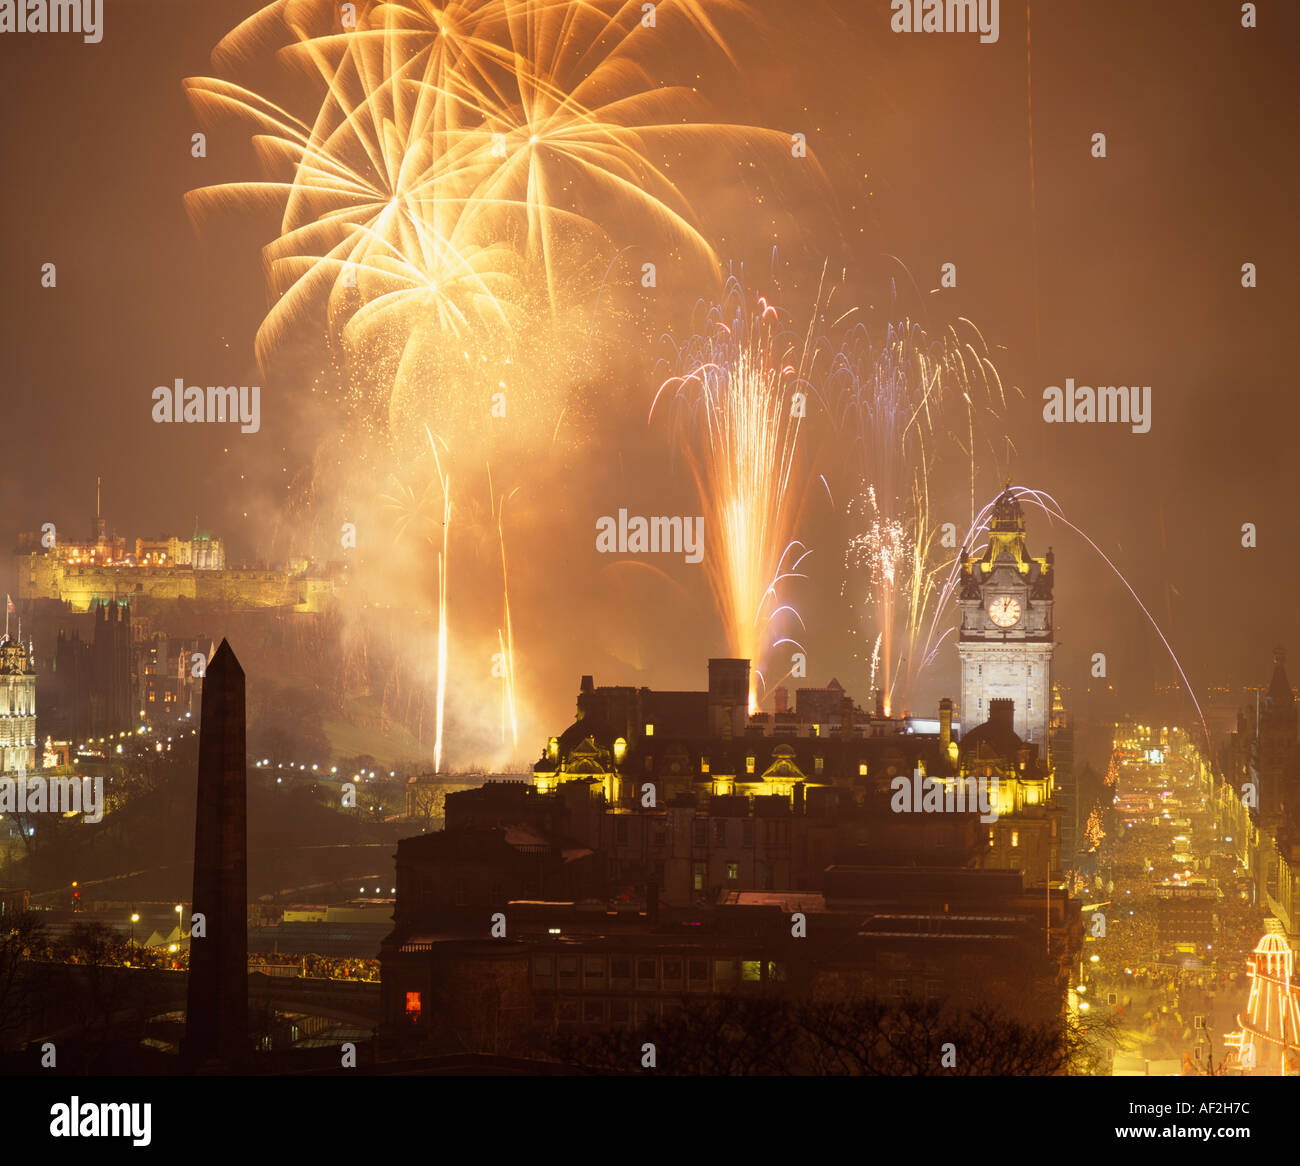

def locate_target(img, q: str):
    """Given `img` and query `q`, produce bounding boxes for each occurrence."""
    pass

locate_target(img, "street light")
[130,912,139,959]
[174,903,184,941]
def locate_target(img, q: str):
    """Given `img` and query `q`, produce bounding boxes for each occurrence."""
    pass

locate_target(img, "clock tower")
[957,488,1054,751]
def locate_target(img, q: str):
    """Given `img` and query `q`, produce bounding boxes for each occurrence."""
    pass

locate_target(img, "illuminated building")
[959,697,1061,887]
[1215,649,1300,942]
[956,486,1054,751]
[1256,647,1297,826]
[136,633,211,722]
[16,485,341,614]
[532,659,956,807]
[0,631,36,774]
[1050,684,1078,859]
[1225,924,1300,1075]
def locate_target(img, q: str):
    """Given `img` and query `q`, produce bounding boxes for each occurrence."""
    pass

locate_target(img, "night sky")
[2,0,1296,765]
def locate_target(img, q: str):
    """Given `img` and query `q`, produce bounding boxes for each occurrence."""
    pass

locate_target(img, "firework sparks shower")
[828,316,1005,715]
[653,275,820,714]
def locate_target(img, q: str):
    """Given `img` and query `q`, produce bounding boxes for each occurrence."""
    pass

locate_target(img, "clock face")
[988,596,1022,628]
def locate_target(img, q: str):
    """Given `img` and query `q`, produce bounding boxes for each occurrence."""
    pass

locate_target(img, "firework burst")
[184,0,787,381]
[828,316,1006,714]
[653,275,821,713]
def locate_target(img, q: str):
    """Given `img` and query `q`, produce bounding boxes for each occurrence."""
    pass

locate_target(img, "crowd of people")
[1077,748,1269,1071]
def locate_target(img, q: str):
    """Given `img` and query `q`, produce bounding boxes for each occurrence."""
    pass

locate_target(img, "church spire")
[1268,646,1293,706]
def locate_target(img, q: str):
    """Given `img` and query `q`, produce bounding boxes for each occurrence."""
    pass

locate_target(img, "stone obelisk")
[180,639,249,1070]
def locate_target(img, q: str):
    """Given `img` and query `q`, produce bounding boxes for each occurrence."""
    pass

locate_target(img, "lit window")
[701,758,710,773]
[1011,831,1019,847]
[859,762,868,776]
[746,756,755,774]
[644,723,654,737]
[404,991,421,1023]
[814,757,824,774]
[741,960,762,981]
[726,862,740,881]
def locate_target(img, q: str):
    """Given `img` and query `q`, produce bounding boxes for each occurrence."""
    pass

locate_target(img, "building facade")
[957,487,1055,751]
[0,634,36,774]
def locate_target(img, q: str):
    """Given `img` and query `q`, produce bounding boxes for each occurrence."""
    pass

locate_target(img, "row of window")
[531,954,777,991]
[641,756,828,775]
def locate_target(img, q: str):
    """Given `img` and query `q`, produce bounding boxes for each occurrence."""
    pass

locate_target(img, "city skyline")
[1,0,1297,1128]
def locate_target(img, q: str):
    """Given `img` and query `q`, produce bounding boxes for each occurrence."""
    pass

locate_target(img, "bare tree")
[550,994,1081,1076]
[0,912,47,1050]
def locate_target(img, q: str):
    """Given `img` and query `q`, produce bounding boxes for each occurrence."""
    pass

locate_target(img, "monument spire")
[181,639,250,1070]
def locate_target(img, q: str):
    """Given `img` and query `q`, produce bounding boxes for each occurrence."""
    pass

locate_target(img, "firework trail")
[828,317,1004,715]
[490,467,519,749]
[378,434,451,765]
[652,275,821,714]
[1026,0,1040,360]
[429,431,452,773]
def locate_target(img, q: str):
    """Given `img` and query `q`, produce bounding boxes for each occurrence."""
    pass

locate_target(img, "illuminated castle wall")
[17,519,341,614]
[18,557,335,612]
